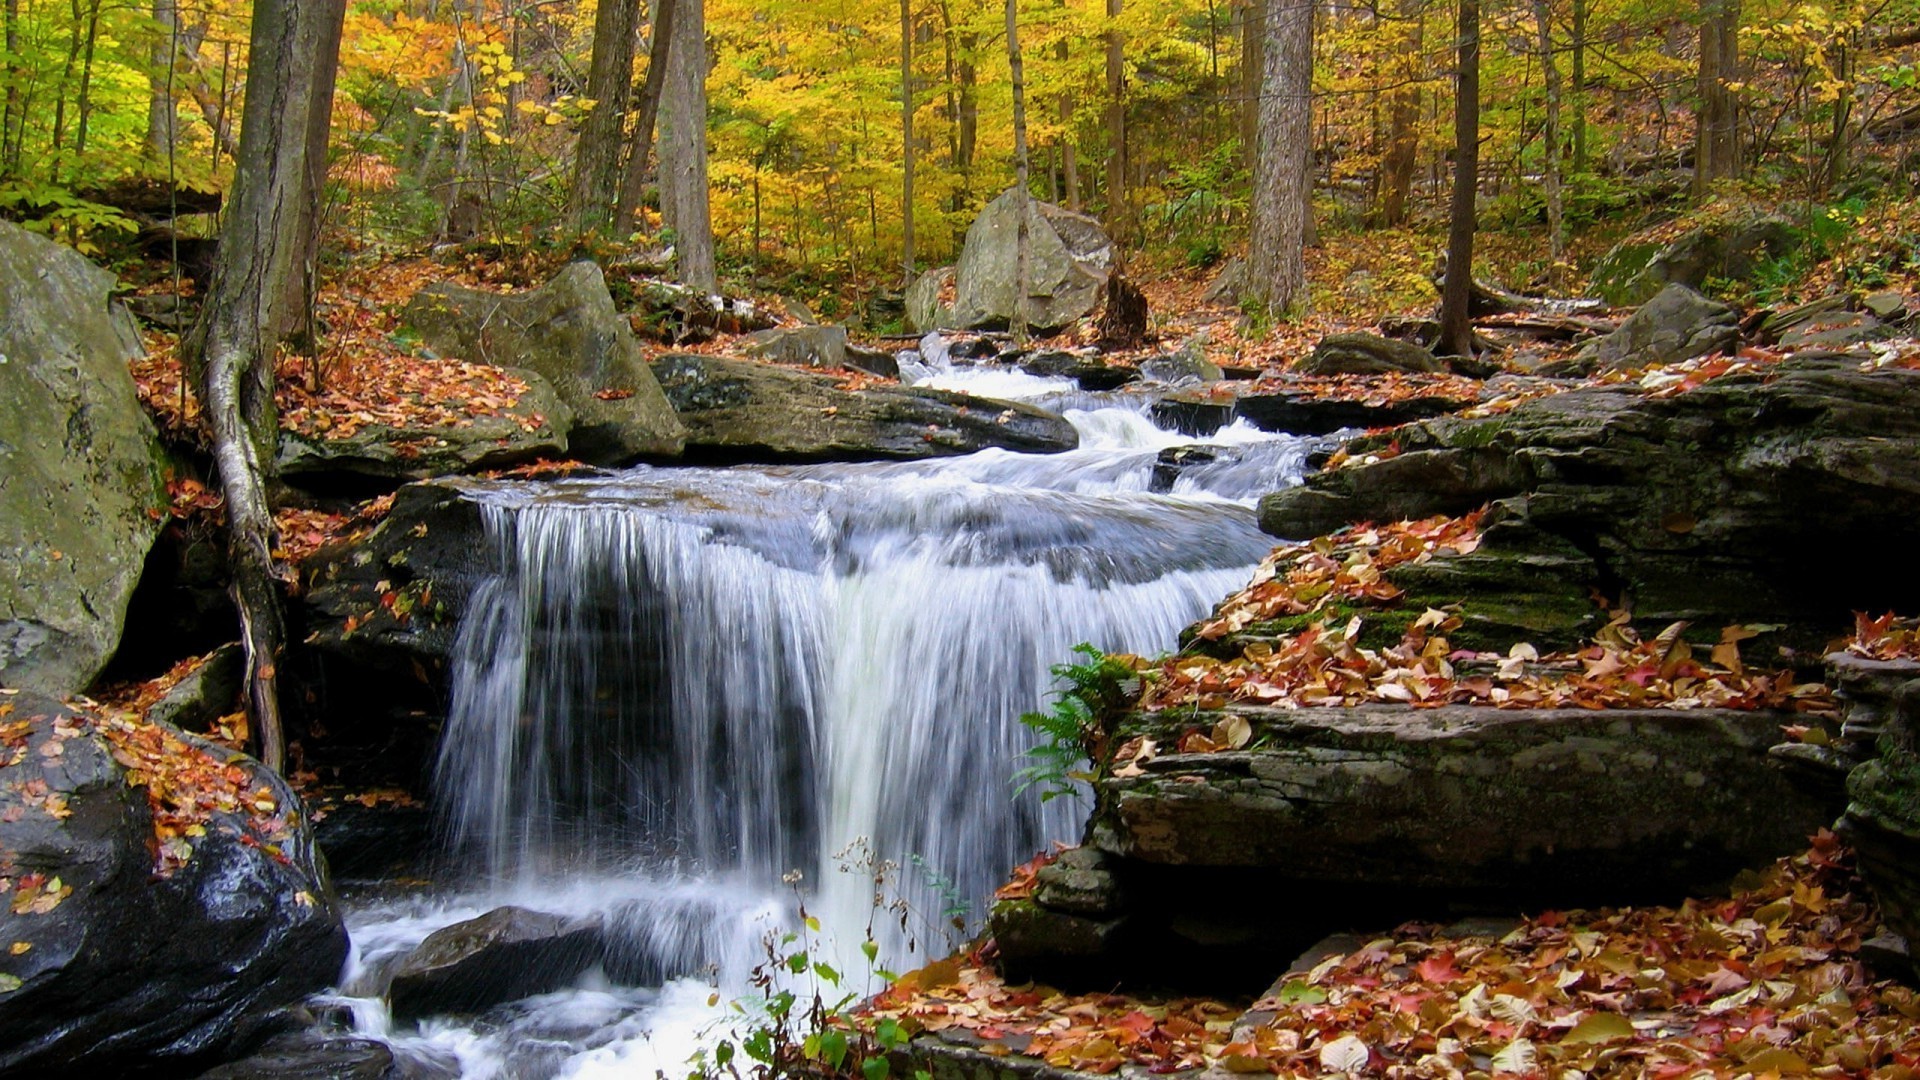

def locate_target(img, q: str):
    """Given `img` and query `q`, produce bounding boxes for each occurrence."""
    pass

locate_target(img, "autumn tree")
[571,0,642,234]
[616,0,679,229]
[185,0,347,774]
[661,0,716,290]
[1437,0,1478,358]
[1242,0,1312,317]
[1694,0,1741,197]
[1007,0,1032,341]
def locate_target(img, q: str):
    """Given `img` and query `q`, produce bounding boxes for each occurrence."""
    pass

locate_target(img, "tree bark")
[616,0,679,229]
[184,0,347,775]
[1532,0,1565,269]
[276,2,345,354]
[1104,0,1128,243]
[660,0,716,291]
[1570,0,1587,173]
[571,0,641,234]
[1377,0,1421,227]
[1057,39,1080,212]
[1692,0,1740,198]
[1006,0,1032,343]
[956,28,978,207]
[1437,0,1479,358]
[1243,0,1312,317]
[901,0,917,284]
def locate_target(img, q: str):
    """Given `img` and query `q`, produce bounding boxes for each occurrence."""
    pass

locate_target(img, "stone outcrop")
[1573,283,1740,373]
[277,366,572,487]
[0,696,346,1076]
[1256,357,1920,651]
[1831,657,1920,979]
[1590,215,1797,307]
[907,266,956,333]
[0,222,167,694]
[740,324,849,369]
[951,190,1114,333]
[650,353,1079,463]
[1295,332,1445,377]
[403,262,685,465]
[386,906,604,1019]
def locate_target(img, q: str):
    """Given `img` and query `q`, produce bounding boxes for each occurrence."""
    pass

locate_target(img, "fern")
[1013,644,1142,803]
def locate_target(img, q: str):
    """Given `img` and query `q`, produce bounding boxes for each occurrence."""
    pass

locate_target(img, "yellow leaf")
[1559,1012,1635,1045]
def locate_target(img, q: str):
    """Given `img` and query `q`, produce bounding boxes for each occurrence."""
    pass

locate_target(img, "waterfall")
[343,373,1313,1077]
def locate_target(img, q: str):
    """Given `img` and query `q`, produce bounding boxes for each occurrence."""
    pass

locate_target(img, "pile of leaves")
[1138,511,1832,715]
[1846,612,1920,663]
[274,491,395,567]
[865,834,1920,1078]
[1243,370,1487,408]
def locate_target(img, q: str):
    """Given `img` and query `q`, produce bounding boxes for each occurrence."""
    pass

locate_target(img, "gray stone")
[146,643,245,733]
[650,353,1078,463]
[741,324,848,369]
[403,262,685,465]
[1590,216,1798,307]
[1032,847,1126,916]
[906,266,955,333]
[0,221,166,695]
[277,366,572,485]
[845,343,901,379]
[387,906,605,1019]
[951,190,1114,333]
[1138,337,1223,385]
[1575,282,1740,372]
[1296,332,1445,376]
[0,696,346,1075]
[1863,291,1910,321]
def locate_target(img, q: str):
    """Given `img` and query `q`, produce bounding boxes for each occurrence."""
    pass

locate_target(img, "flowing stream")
[331,353,1312,1078]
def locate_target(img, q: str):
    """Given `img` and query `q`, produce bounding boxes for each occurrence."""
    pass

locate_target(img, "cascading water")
[334,358,1314,1078]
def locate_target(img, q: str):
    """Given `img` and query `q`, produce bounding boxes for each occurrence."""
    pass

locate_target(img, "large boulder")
[650,353,1079,463]
[386,906,604,1019]
[403,262,685,465]
[740,324,848,369]
[0,222,167,694]
[0,695,347,1076]
[950,190,1114,333]
[277,366,572,487]
[1295,332,1445,377]
[1574,282,1740,373]
[1591,215,1798,307]
[1837,662,1920,978]
[1258,357,1920,651]
[906,266,955,333]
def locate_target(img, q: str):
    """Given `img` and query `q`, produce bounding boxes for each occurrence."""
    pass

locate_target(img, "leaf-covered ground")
[865,834,1920,1079]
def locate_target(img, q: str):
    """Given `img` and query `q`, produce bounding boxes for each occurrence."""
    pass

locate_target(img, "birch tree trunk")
[1437,0,1480,358]
[571,0,641,234]
[184,0,347,775]
[660,0,717,291]
[1243,0,1312,317]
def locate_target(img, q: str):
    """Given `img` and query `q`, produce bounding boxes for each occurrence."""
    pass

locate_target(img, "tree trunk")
[660,0,716,291]
[1057,39,1080,212]
[2,0,17,176]
[1692,0,1740,198]
[1570,0,1587,173]
[1241,0,1263,172]
[616,0,679,229]
[956,28,978,208]
[571,0,641,234]
[1006,0,1032,343]
[145,0,180,162]
[1243,0,1312,317]
[1377,0,1421,227]
[901,0,917,284]
[183,0,347,775]
[1104,0,1128,243]
[1437,0,1479,358]
[276,2,345,355]
[1533,0,1565,269]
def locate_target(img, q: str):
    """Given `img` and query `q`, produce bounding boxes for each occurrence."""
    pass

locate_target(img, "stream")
[326,349,1313,1078]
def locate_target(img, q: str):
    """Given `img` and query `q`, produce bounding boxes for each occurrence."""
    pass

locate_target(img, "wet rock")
[1017,349,1087,378]
[403,262,686,465]
[113,520,239,674]
[1073,363,1139,392]
[650,353,1078,463]
[1148,394,1236,438]
[0,695,346,1076]
[741,324,848,369]
[1087,704,1835,896]
[0,221,167,695]
[1233,389,1468,437]
[1295,332,1445,377]
[989,900,1127,976]
[1258,357,1920,645]
[1590,215,1798,307]
[146,643,245,733]
[1139,339,1223,386]
[845,343,902,379]
[1033,847,1126,916]
[387,906,605,1019]
[906,266,955,333]
[951,190,1114,333]
[1151,446,1228,494]
[311,800,437,883]
[195,1034,399,1080]
[1574,282,1740,373]
[277,367,572,489]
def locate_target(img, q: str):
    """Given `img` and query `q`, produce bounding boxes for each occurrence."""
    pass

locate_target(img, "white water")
[334,358,1311,1077]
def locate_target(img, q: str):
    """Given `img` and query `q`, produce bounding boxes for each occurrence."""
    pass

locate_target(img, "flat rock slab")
[650,352,1078,463]
[1089,704,1839,898]
[387,905,604,1019]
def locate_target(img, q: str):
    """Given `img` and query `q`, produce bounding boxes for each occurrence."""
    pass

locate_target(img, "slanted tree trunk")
[1437,0,1480,358]
[184,0,347,775]
[1532,0,1565,270]
[615,0,679,229]
[1006,0,1032,343]
[1104,0,1128,242]
[571,0,641,234]
[1243,0,1312,317]
[660,0,716,291]
[1692,0,1740,198]
[901,0,917,284]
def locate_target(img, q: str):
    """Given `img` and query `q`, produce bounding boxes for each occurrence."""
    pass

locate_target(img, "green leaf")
[875,1017,907,1050]
[1273,979,1327,1005]
[862,939,880,964]
[862,1054,891,1080]
[813,961,841,985]
[820,1029,850,1070]
[743,1029,774,1064]
[714,1039,735,1067]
